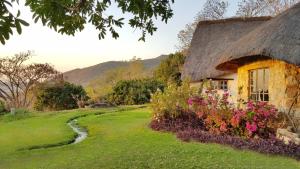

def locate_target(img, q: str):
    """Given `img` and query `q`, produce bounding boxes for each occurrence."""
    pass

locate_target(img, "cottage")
[182,3,300,115]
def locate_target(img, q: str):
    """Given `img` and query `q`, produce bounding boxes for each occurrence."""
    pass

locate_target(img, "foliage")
[106,79,164,105]
[176,0,229,54]
[85,57,149,101]
[0,0,29,44]
[34,82,89,111]
[1,0,175,44]
[154,53,185,85]
[151,80,195,119]
[176,129,300,160]
[236,0,300,17]
[188,90,283,139]
[151,115,300,160]
[0,51,58,108]
[151,88,298,159]
[0,100,7,115]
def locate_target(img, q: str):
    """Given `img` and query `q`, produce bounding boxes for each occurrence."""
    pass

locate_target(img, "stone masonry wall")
[285,63,300,117]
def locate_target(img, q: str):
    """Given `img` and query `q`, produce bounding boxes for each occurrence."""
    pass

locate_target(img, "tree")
[0,51,58,108]
[236,0,300,17]
[197,0,229,20]
[34,82,89,111]
[154,53,185,86]
[176,0,228,55]
[1,0,175,45]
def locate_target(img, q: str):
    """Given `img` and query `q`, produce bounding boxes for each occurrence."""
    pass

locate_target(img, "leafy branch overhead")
[0,0,175,44]
[0,0,29,44]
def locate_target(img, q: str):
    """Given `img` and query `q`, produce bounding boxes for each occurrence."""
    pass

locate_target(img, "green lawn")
[0,107,299,169]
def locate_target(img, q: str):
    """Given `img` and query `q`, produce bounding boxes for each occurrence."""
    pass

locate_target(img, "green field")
[0,107,299,169]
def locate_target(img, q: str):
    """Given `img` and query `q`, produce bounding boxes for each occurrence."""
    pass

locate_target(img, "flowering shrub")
[188,90,283,139]
[233,101,283,138]
[188,90,234,135]
[150,87,296,159]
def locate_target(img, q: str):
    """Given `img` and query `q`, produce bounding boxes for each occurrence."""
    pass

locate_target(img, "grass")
[0,106,299,169]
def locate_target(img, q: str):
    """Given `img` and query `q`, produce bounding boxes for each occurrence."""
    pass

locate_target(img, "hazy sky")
[0,0,239,72]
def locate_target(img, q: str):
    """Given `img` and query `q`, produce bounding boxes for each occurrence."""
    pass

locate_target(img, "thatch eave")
[182,17,271,82]
[216,2,300,71]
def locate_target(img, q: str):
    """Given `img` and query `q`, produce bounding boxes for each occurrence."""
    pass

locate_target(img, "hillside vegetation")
[64,55,167,86]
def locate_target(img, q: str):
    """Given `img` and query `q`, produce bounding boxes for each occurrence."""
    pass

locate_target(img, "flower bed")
[150,86,300,160]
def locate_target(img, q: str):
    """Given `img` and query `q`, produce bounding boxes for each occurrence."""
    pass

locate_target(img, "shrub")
[34,82,89,111]
[188,90,234,135]
[150,110,300,160]
[150,86,296,159]
[106,79,164,105]
[151,80,196,119]
[188,89,283,139]
[0,100,7,115]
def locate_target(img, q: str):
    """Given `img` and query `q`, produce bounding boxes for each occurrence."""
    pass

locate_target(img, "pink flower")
[187,98,194,105]
[246,122,257,133]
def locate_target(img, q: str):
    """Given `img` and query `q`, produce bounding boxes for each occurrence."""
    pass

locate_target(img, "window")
[219,80,228,90]
[211,80,228,90]
[249,68,269,102]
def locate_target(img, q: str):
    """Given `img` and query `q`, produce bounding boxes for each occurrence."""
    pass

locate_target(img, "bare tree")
[198,0,229,20]
[236,0,300,17]
[176,22,198,56]
[0,51,58,108]
[176,0,229,55]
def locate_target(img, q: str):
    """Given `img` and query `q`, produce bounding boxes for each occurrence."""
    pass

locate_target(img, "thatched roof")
[182,17,271,81]
[216,2,300,70]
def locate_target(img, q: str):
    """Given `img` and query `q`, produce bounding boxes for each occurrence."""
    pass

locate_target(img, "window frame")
[219,80,228,90]
[248,68,269,102]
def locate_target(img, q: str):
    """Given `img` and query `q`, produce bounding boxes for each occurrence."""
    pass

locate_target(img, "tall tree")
[0,51,58,108]
[154,53,185,86]
[176,0,229,55]
[0,0,175,44]
[236,0,299,17]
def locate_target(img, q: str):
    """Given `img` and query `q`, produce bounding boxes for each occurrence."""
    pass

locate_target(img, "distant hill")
[63,55,168,86]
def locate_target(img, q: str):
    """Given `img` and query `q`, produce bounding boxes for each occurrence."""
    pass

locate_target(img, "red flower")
[220,122,228,132]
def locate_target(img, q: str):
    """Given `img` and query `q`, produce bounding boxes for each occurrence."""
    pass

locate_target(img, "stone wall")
[285,63,300,117]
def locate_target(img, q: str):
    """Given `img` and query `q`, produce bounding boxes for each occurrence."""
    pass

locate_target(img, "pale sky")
[0,0,239,72]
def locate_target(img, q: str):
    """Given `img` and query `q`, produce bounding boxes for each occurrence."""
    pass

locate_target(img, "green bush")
[34,82,89,111]
[106,79,164,105]
[151,80,196,119]
[0,100,7,115]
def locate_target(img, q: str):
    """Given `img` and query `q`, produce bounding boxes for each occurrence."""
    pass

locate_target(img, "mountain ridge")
[63,55,168,86]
